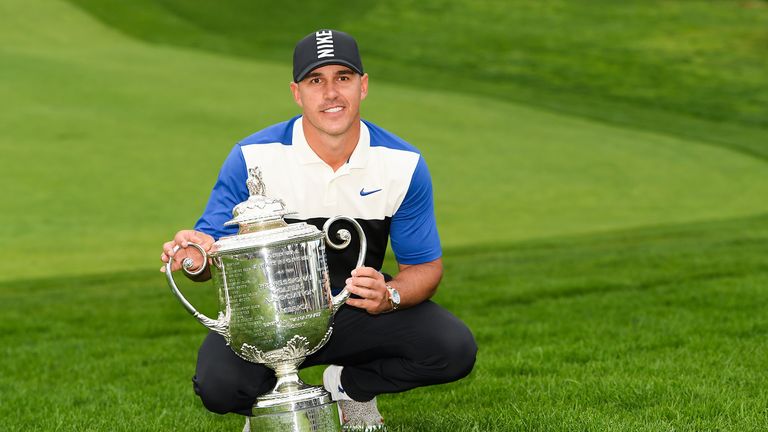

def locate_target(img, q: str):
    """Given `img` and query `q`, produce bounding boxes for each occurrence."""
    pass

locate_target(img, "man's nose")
[323,81,340,98]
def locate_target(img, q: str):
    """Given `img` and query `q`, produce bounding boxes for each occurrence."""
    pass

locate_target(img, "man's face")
[290,64,369,138]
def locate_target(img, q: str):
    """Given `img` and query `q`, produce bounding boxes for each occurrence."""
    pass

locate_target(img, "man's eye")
[338,76,349,81]
[311,78,321,84]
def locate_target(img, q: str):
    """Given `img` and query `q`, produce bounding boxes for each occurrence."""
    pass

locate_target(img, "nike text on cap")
[293,29,364,82]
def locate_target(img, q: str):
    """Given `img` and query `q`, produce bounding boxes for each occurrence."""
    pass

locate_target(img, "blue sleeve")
[390,156,442,264]
[194,144,248,240]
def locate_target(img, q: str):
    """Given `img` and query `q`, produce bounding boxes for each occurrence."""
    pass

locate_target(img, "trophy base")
[256,383,331,410]
[250,384,341,431]
[248,398,340,432]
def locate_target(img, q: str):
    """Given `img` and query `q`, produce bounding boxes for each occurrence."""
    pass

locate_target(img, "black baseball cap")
[293,29,364,83]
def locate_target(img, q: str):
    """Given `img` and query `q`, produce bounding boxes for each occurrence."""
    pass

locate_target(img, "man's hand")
[160,230,215,280]
[344,267,392,315]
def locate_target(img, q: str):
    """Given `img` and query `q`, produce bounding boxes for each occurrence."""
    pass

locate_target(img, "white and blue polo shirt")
[195,116,441,292]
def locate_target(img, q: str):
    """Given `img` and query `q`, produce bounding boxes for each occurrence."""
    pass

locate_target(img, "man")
[161,29,477,431]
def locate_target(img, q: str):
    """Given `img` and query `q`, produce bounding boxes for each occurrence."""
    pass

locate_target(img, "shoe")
[323,364,352,401]
[337,397,386,431]
[242,417,250,432]
[323,365,386,431]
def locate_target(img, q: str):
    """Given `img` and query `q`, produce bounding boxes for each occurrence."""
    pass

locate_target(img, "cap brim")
[295,59,363,82]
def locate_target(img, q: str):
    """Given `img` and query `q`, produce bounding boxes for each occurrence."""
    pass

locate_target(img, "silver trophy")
[166,167,366,431]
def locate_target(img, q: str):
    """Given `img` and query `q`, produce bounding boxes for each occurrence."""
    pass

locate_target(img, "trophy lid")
[224,194,294,227]
[223,167,296,229]
[212,166,323,254]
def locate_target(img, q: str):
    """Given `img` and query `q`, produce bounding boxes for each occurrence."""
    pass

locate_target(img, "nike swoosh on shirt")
[359,188,383,196]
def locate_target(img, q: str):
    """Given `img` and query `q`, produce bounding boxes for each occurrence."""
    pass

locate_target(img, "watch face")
[390,288,401,304]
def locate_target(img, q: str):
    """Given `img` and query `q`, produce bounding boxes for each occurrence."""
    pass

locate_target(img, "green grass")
[2,215,767,431]
[66,0,768,159]
[3,0,768,430]
[2,0,768,282]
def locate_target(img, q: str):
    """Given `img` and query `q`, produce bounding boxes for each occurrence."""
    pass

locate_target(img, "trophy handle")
[165,242,229,337]
[323,216,367,314]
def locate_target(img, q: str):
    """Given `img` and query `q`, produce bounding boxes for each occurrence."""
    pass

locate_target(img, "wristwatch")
[385,284,400,311]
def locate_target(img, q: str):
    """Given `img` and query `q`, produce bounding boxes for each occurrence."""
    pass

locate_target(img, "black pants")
[192,301,477,415]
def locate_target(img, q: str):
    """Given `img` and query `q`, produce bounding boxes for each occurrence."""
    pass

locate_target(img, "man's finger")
[187,232,203,247]
[345,297,385,315]
[348,285,388,306]
[163,240,180,257]
[345,297,363,308]
[346,284,375,299]
[174,230,193,247]
[345,297,373,310]
[346,277,379,292]
[350,267,382,278]
[200,237,214,250]
[352,275,384,293]
[348,276,379,290]
[166,246,181,258]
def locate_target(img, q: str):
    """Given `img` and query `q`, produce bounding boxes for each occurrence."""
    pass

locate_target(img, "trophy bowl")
[165,167,366,431]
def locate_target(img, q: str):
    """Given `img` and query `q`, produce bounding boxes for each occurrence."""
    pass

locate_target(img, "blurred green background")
[1,1,767,430]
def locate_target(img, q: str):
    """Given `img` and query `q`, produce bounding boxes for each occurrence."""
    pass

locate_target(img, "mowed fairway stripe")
[2,0,768,283]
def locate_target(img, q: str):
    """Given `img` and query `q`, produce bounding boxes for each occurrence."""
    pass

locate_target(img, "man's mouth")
[322,106,344,113]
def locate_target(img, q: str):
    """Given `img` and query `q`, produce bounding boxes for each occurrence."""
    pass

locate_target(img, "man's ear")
[360,74,369,101]
[290,81,303,107]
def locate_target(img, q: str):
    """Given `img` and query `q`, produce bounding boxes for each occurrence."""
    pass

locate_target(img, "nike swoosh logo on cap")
[359,188,382,196]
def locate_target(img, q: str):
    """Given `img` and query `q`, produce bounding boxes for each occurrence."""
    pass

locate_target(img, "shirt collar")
[292,116,370,169]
